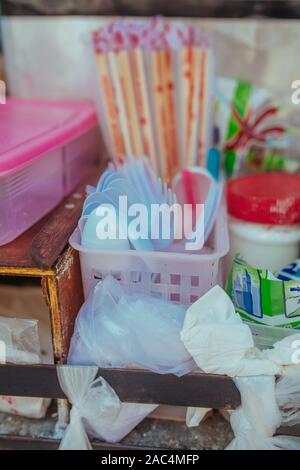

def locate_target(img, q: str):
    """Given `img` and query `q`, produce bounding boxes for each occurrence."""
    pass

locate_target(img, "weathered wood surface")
[29,191,86,270]
[46,246,84,362]
[0,215,50,274]
[0,195,79,272]
[0,364,241,409]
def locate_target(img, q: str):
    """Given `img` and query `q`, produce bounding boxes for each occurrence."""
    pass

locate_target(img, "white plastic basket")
[70,200,229,303]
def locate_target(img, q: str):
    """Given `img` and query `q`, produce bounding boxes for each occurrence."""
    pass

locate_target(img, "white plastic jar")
[227,173,300,272]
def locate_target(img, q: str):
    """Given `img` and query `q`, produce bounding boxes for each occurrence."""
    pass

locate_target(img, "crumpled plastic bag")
[69,275,195,376]
[276,365,300,427]
[68,275,195,443]
[180,285,300,449]
[227,367,300,450]
[228,376,300,450]
[180,285,280,377]
[227,376,282,450]
[264,335,300,366]
[0,317,51,419]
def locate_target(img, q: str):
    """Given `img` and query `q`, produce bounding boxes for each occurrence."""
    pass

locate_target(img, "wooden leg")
[42,275,65,364]
[54,246,84,362]
[42,246,84,363]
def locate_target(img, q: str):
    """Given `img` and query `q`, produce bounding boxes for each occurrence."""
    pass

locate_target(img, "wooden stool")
[0,178,92,432]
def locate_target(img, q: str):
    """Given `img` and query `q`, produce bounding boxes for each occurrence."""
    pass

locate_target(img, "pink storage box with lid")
[0,98,101,246]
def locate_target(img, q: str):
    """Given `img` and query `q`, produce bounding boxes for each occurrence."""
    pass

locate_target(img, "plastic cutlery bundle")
[81,159,223,253]
[81,158,178,252]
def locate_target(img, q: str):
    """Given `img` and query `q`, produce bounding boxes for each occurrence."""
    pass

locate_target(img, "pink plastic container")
[0,99,101,246]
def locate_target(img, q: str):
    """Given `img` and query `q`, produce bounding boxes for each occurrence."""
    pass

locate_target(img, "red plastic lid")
[227,173,300,225]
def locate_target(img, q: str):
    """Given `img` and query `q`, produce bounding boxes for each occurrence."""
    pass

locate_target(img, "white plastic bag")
[226,333,300,450]
[0,317,51,419]
[227,375,300,450]
[276,365,300,427]
[57,366,121,450]
[227,376,282,450]
[264,334,300,367]
[68,275,195,443]
[262,336,300,427]
[69,276,195,376]
[179,285,300,450]
[180,285,280,377]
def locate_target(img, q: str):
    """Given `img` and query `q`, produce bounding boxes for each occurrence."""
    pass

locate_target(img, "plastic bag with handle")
[57,366,121,450]
[180,285,300,450]
[68,275,195,443]
[227,359,300,449]
[227,376,281,450]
